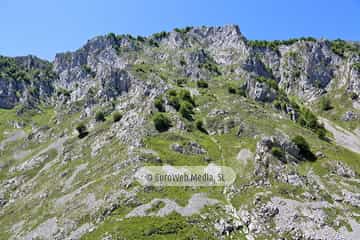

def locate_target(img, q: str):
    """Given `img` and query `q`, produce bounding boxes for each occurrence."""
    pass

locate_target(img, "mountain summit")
[0,25,360,239]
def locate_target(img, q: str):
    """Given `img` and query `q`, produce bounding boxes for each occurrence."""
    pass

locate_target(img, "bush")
[153,113,172,132]
[76,123,88,138]
[112,112,123,122]
[298,108,318,130]
[168,95,180,111]
[238,87,247,97]
[179,89,195,106]
[179,57,186,66]
[154,97,165,112]
[195,119,207,133]
[175,78,187,87]
[228,85,236,94]
[316,126,327,140]
[292,135,315,160]
[256,76,279,90]
[319,97,332,111]
[273,100,282,110]
[95,111,106,122]
[179,101,194,120]
[350,92,358,100]
[197,80,208,88]
[271,147,284,159]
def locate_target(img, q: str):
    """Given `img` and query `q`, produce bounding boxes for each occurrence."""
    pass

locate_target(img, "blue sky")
[0,0,359,60]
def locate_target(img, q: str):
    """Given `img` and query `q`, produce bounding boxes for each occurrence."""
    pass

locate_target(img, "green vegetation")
[81,212,216,240]
[153,113,172,132]
[154,97,165,112]
[165,89,196,121]
[256,76,279,90]
[174,26,193,35]
[152,31,169,40]
[76,122,88,138]
[227,83,247,97]
[198,59,221,75]
[292,135,315,160]
[0,55,55,82]
[195,119,207,133]
[353,62,360,71]
[319,96,333,111]
[247,37,316,50]
[81,65,96,78]
[271,146,284,159]
[179,57,186,66]
[330,39,360,57]
[95,111,106,122]
[291,102,327,139]
[196,79,208,88]
[350,92,359,100]
[179,101,194,120]
[112,111,123,122]
[56,87,71,97]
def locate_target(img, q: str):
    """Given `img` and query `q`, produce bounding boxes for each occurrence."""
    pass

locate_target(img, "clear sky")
[0,0,359,60]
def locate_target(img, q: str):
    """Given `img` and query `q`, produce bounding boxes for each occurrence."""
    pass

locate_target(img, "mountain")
[0,25,359,240]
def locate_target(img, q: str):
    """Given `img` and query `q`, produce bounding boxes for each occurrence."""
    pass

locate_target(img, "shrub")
[167,89,177,96]
[238,87,247,97]
[298,108,318,130]
[179,101,194,120]
[350,92,358,100]
[179,89,195,106]
[154,97,165,112]
[195,119,207,133]
[95,111,106,122]
[228,85,236,94]
[316,127,327,140]
[179,57,186,66]
[197,80,208,88]
[168,95,180,111]
[319,96,332,111]
[271,147,284,159]
[292,135,315,160]
[112,112,123,122]
[76,123,88,138]
[353,63,360,72]
[153,113,172,132]
[256,76,279,90]
[175,78,187,87]
[273,100,282,110]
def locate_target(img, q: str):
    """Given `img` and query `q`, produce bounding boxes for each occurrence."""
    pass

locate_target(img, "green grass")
[81,212,217,240]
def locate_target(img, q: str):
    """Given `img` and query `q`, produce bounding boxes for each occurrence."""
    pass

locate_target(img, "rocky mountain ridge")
[0,25,359,240]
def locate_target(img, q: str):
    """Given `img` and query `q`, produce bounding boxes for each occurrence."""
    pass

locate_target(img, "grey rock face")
[246,80,277,102]
[170,141,207,155]
[341,111,359,121]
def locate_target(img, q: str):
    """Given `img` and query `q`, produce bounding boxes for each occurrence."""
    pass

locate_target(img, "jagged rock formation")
[0,25,359,240]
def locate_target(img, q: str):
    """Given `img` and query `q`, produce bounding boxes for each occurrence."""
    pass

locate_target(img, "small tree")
[195,119,207,133]
[168,95,180,111]
[76,122,88,138]
[153,113,172,132]
[292,135,315,160]
[271,147,284,159]
[154,97,165,112]
[179,89,195,106]
[179,101,194,120]
[228,86,236,94]
[350,92,358,100]
[112,112,123,123]
[95,111,106,122]
[197,80,208,88]
[319,97,332,111]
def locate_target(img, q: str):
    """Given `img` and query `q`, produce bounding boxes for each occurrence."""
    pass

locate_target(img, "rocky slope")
[0,25,360,240]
